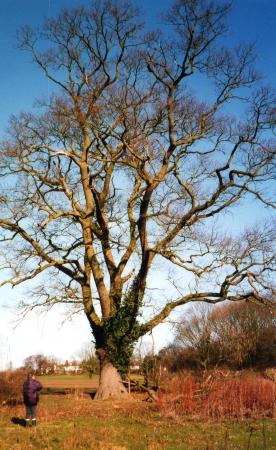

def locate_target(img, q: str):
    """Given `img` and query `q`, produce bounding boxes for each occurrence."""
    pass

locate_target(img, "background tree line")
[17,299,276,382]
[8,298,276,385]
[159,301,276,371]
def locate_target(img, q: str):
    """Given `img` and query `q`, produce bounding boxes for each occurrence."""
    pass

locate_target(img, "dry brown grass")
[157,371,276,419]
[1,388,276,449]
[2,369,275,422]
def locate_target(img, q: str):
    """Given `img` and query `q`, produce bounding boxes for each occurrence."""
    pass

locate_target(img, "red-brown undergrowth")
[0,369,25,404]
[157,371,276,419]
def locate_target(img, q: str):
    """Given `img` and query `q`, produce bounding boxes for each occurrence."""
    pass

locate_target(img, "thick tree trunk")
[94,349,129,400]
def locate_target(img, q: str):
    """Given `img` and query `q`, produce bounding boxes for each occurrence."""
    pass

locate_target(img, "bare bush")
[0,369,25,405]
[264,367,276,382]
[158,371,276,419]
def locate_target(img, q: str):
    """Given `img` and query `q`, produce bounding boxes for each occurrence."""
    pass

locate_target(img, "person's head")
[27,371,35,380]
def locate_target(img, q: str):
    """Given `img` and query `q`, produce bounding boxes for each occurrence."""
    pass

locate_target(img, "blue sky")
[0,0,275,136]
[0,0,275,367]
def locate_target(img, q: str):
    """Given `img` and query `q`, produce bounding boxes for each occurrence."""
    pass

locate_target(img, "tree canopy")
[0,0,275,398]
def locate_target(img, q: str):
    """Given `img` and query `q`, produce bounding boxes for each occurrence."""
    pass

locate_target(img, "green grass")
[1,394,275,449]
[38,374,99,389]
[38,373,143,388]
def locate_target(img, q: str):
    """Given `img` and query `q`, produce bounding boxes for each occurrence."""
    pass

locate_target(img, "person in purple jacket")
[23,372,43,427]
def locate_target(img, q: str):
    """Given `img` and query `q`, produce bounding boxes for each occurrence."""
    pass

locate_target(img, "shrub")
[157,371,276,419]
[264,367,276,381]
[0,369,25,405]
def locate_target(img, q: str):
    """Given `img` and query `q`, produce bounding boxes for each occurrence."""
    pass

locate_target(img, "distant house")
[63,364,81,374]
[130,365,140,372]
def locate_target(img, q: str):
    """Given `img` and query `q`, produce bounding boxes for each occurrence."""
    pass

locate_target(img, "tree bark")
[94,349,129,400]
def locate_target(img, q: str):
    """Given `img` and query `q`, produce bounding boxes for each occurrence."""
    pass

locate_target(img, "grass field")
[1,374,275,449]
[1,391,275,449]
[37,374,99,390]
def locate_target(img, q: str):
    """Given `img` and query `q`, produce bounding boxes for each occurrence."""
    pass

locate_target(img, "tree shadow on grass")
[11,417,26,427]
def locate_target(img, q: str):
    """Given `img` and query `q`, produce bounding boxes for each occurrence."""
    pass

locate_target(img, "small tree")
[174,305,217,369]
[79,343,99,377]
[0,0,275,399]
[142,354,161,389]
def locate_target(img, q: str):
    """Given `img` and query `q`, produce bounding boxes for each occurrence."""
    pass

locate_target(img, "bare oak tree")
[0,0,275,398]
